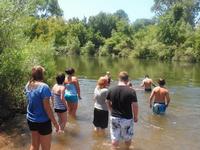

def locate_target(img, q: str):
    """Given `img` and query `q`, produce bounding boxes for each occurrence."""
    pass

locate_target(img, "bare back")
[143,78,153,89]
[152,86,169,103]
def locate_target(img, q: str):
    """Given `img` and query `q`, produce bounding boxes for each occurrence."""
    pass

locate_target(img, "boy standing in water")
[140,75,156,92]
[149,78,170,114]
[106,71,138,149]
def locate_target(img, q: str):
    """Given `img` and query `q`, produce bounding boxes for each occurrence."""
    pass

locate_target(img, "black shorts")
[93,108,108,129]
[145,88,152,92]
[27,120,52,135]
[54,109,67,113]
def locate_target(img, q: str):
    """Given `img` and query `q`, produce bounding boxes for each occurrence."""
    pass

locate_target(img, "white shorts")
[110,116,134,141]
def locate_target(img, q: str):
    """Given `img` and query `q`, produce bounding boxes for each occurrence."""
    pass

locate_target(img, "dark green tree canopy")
[152,0,200,25]
[114,9,130,22]
[35,0,63,17]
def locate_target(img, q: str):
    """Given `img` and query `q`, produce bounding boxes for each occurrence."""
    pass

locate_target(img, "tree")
[114,9,130,22]
[81,41,96,55]
[88,12,117,38]
[152,0,200,25]
[34,0,63,17]
[133,18,156,31]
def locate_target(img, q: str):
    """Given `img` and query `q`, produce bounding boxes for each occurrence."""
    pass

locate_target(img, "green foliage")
[114,9,129,22]
[88,12,117,38]
[81,41,96,56]
[152,0,200,25]
[133,18,156,31]
[1,0,200,114]
[34,0,63,17]
[99,31,134,57]
[0,0,57,112]
[66,36,81,55]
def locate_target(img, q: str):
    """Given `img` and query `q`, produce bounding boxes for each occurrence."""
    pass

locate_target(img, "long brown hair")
[30,66,45,83]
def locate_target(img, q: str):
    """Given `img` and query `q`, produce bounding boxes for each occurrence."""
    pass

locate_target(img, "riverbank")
[0,114,30,150]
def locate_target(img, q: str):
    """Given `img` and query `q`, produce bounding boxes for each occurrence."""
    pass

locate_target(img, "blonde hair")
[118,71,129,81]
[97,76,108,89]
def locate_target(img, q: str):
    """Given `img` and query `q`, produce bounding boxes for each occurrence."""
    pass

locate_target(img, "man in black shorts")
[106,71,138,149]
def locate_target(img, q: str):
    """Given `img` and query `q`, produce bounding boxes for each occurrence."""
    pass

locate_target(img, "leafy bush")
[81,41,96,55]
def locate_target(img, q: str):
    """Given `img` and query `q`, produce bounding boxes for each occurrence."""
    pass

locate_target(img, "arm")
[140,80,144,87]
[50,95,54,108]
[165,91,170,107]
[43,98,59,132]
[106,100,112,112]
[131,102,138,123]
[60,86,68,109]
[74,77,81,99]
[149,90,155,108]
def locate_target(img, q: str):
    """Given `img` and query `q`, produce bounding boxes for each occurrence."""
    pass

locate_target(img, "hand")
[150,103,152,108]
[78,96,82,100]
[53,122,59,133]
[134,117,138,123]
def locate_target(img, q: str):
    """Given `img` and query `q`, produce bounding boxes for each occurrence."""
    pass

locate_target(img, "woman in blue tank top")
[64,68,81,118]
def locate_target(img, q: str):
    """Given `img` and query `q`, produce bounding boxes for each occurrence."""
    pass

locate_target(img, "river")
[1,56,200,150]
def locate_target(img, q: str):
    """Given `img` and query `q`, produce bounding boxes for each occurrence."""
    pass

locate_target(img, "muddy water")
[1,56,200,150]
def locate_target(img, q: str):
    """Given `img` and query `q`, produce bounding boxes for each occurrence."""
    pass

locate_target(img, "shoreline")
[0,114,30,149]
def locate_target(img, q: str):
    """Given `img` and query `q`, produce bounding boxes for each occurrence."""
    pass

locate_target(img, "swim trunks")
[110,116,134,141]
[153,102,166,114]
[145,88,152,92]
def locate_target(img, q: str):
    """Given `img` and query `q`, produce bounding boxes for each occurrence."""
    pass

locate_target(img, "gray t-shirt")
[94,87,108,111]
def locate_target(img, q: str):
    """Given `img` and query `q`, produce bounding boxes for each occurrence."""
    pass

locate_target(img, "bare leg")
[112,140,119,150]
[67,101,73,116]
[56,113,62,131]
[30,131,40,150]
[72,102,78,118]
[59,112,67,131]
[40,133,52,150]
[124,140,131,149]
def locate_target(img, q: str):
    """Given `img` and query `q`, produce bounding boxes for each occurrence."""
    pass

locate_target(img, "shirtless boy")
[149,78,170,114]
[141,75,156,92]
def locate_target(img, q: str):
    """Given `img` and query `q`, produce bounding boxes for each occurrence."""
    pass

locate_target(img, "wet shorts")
[64,94,78,103]
[27,120,52,135]
[153,103,166,114]
[145,88,152,92]
[93,108,108,129]
[54,109,67,113]
[110,116,134,141]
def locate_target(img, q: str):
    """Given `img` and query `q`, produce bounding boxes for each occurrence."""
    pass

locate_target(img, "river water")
[1,56,200,150]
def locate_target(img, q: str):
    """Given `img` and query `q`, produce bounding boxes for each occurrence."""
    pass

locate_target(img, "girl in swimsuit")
[64,68,81,118]
[52,73,68,132]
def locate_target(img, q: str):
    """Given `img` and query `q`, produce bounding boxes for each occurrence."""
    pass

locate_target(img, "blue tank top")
[65,83,77,96]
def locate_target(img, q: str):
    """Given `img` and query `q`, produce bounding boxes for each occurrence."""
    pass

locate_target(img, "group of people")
[24,65,170,150]
[24,66,81,150]
[93,73,170,149]
[140,75,170,114]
